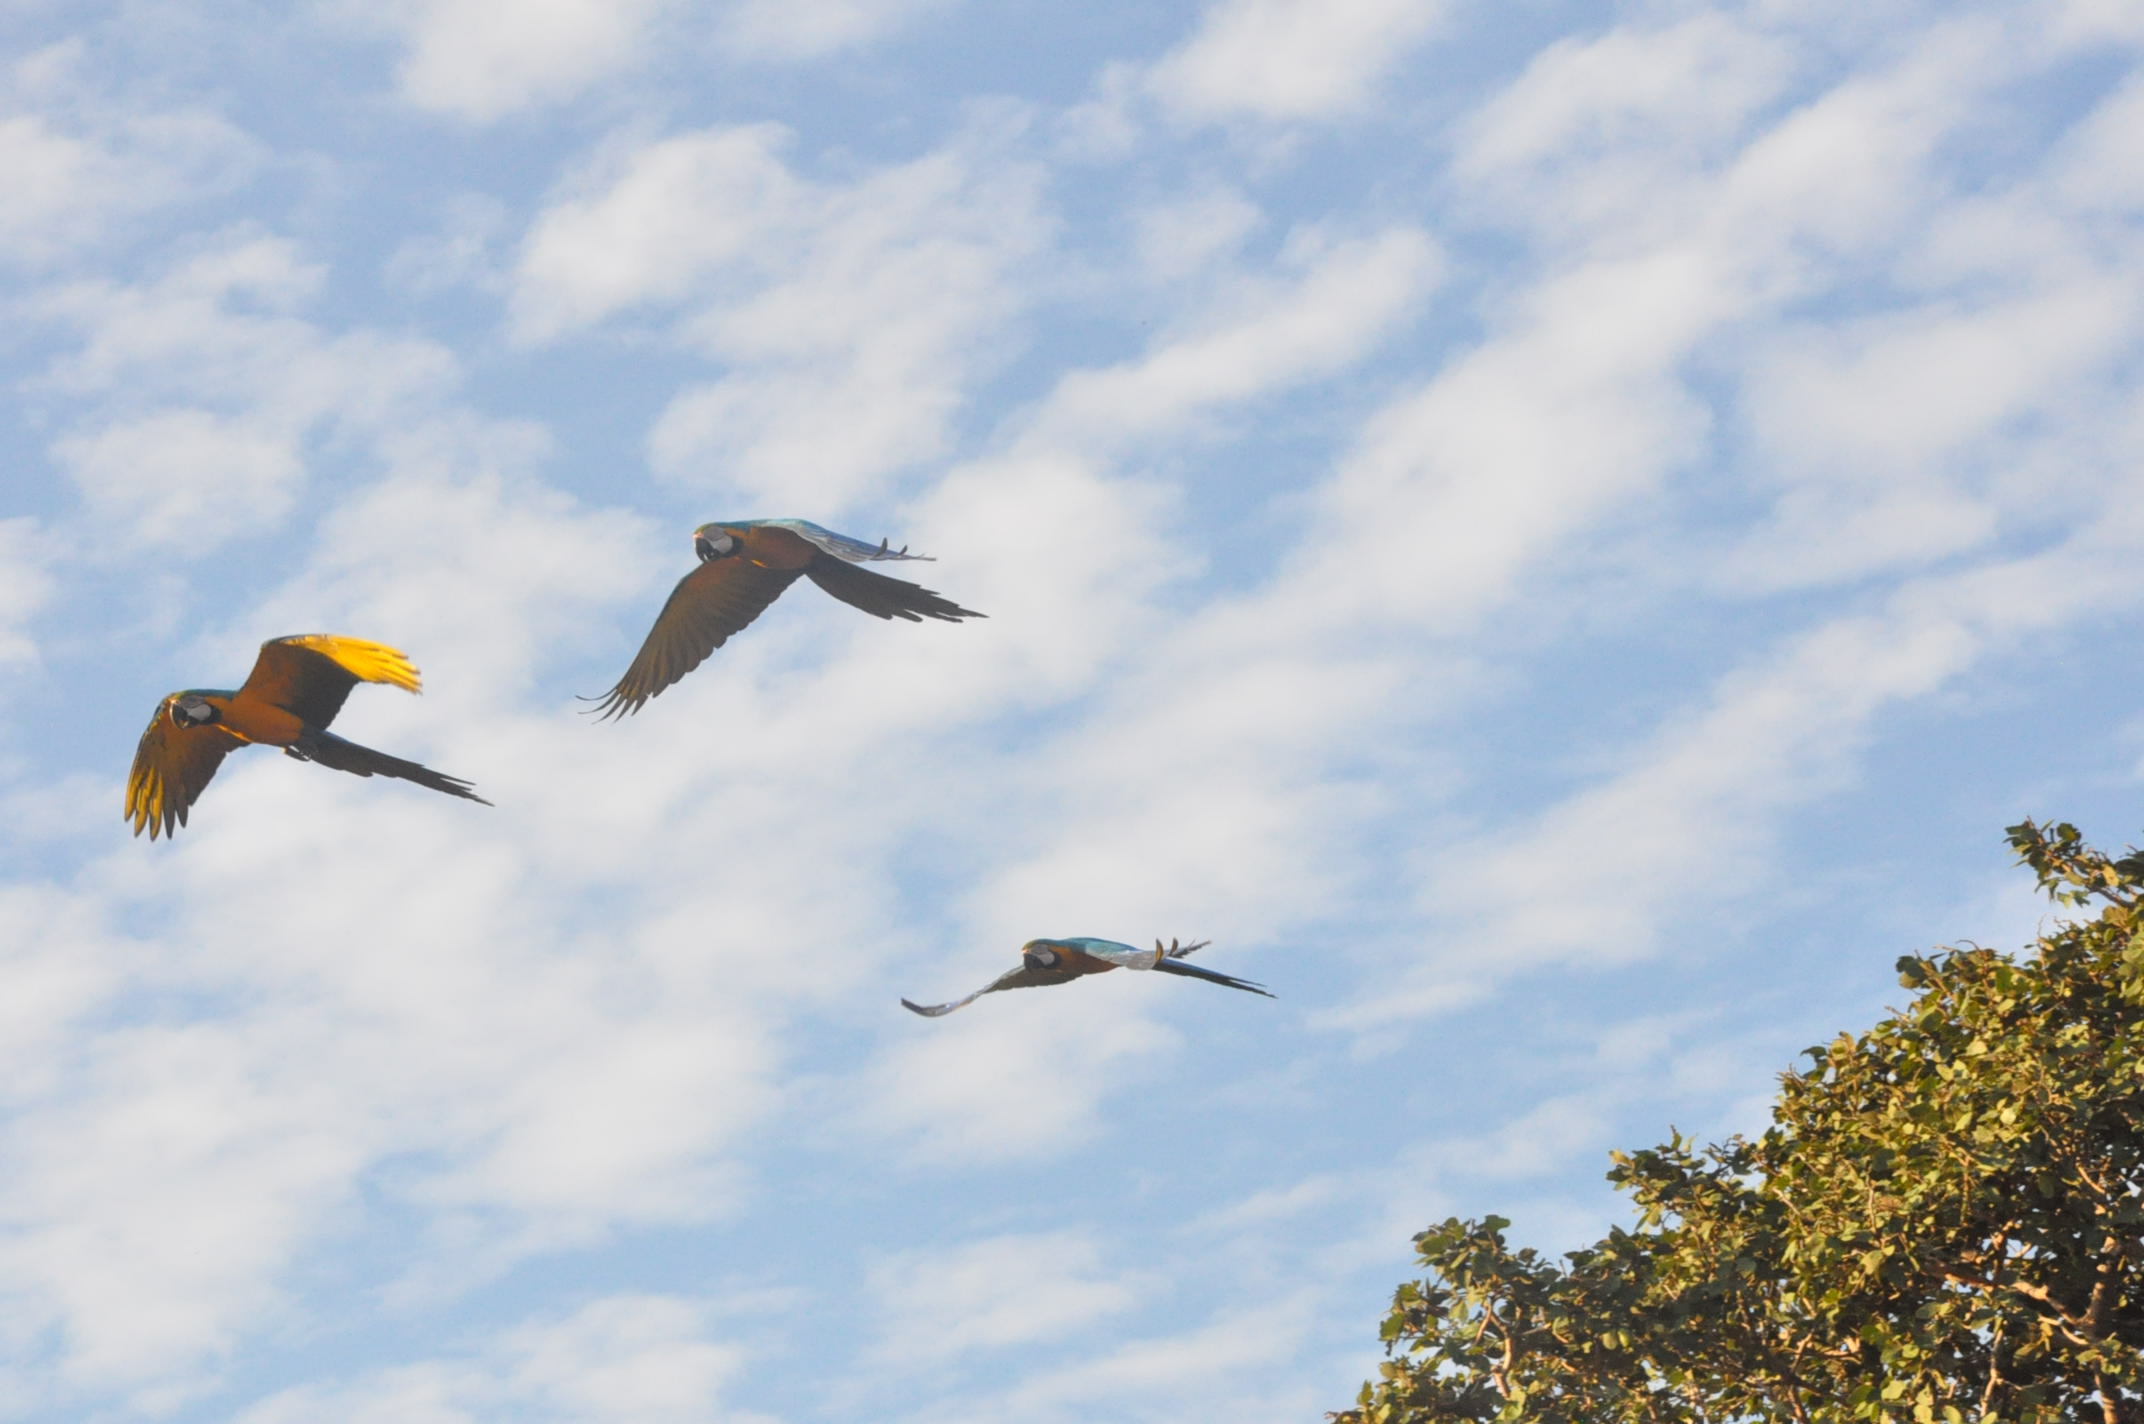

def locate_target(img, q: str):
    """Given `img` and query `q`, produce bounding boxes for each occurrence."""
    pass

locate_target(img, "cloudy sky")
[5,0,2144,1419]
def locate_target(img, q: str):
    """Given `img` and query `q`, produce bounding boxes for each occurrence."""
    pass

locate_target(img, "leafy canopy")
[1337,821,2144,1424]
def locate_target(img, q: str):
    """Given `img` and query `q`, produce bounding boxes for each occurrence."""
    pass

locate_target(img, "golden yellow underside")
[278,634,423,694]
[125,697,180,837]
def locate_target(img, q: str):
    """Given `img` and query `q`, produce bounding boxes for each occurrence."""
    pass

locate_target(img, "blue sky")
[5,0,2144,1419]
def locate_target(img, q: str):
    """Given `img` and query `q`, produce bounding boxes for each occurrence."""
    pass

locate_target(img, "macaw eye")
[1027,946,1058,968]
[171,697,217,727]
[695,532,737,561]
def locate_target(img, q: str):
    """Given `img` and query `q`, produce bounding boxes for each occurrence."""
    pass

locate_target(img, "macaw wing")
[125,699,243,839]
[804,556,984,624]
[900,963,1076,1017]
[749,519,934,563]
[586,557,803,719]
[241,635,422,727]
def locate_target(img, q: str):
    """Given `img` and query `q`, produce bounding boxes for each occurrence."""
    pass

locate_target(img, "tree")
[1335,821,2144,1424]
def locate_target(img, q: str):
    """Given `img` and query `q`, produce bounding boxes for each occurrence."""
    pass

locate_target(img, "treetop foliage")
[1336,820,2144,1424]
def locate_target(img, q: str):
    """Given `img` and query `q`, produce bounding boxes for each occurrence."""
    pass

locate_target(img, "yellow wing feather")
[123,699,175,838]
[271,635,423,694]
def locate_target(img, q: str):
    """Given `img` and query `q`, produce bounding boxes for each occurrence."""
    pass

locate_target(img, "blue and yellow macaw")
[125,634,491,839]
[901,937,1274,1016]
[587,518,984,718]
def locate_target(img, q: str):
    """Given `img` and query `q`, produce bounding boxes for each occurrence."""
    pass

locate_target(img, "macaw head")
[166,691,228,729]
[1021,939,1062,969]
[693,524,741,562]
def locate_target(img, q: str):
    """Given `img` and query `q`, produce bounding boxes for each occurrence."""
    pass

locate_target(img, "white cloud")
[1710,18,2007,253]
[0,45,259,266]
[1129,185,1262,282]
[894,449,1179,700]
[1450,11,2011,259]
[1338,521,2144,1029]
[359,0,682,121]
[515,122,1052,509]
[493,1298,748,1423]
[0,1016,373,1384]
[2050,70,2144,212]
[1029,225,1443,450]
[415,1010,775,1220]
[1715,40,2144,592]
[1053,61,1145,162]
[1147,0,1453,123]
[1453,12,1797,182]
[1235,12,2038,654]
[2050,0,2144,44]
[659,152,1049,505]
[1726,273,2139,589]
[865,1000,1181,1164]
[0,113,213,264]
[1441,1091,1627,1182]
[233,1295,748,1424]
[0,519,54,667]
[54,408,304,549]
[1190,1174,1349,1236]
[33,235,464,556]
[352,0,957,117]
[1261,248,1716,639]
[975,1294,1323,1424]
[866,1230,1143,1367]
[647,356,952,510]
[0,885,126,1100]
[384,193,512,296]
[720,0,951,60]
[0,785,790,1391]
[510,126,801,340]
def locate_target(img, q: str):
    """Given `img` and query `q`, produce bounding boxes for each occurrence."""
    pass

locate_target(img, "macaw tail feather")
[1153,956,1273,997]
[288,730,493,805]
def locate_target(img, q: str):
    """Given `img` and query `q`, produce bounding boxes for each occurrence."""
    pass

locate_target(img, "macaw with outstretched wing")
[126,634,491,840]
[901,937,1273,1017]
[586,519,984,719]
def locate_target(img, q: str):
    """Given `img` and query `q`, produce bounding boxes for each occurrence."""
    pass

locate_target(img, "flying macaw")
[901,937,1274,1017]
[586,519,984,719]
[125,634,491,840]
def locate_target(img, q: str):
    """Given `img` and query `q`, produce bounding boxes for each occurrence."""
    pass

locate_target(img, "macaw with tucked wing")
[586,519,984,719]
[126,634,491,840]
[901,937,1273,1017]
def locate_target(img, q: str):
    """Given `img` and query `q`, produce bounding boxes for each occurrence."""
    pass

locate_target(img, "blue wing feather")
[1054,937,1153,969]
[1057,937,1139,956]
[741,519,935,563]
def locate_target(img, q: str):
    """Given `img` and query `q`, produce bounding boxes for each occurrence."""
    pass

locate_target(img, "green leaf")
[1334,819,2144,1423]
